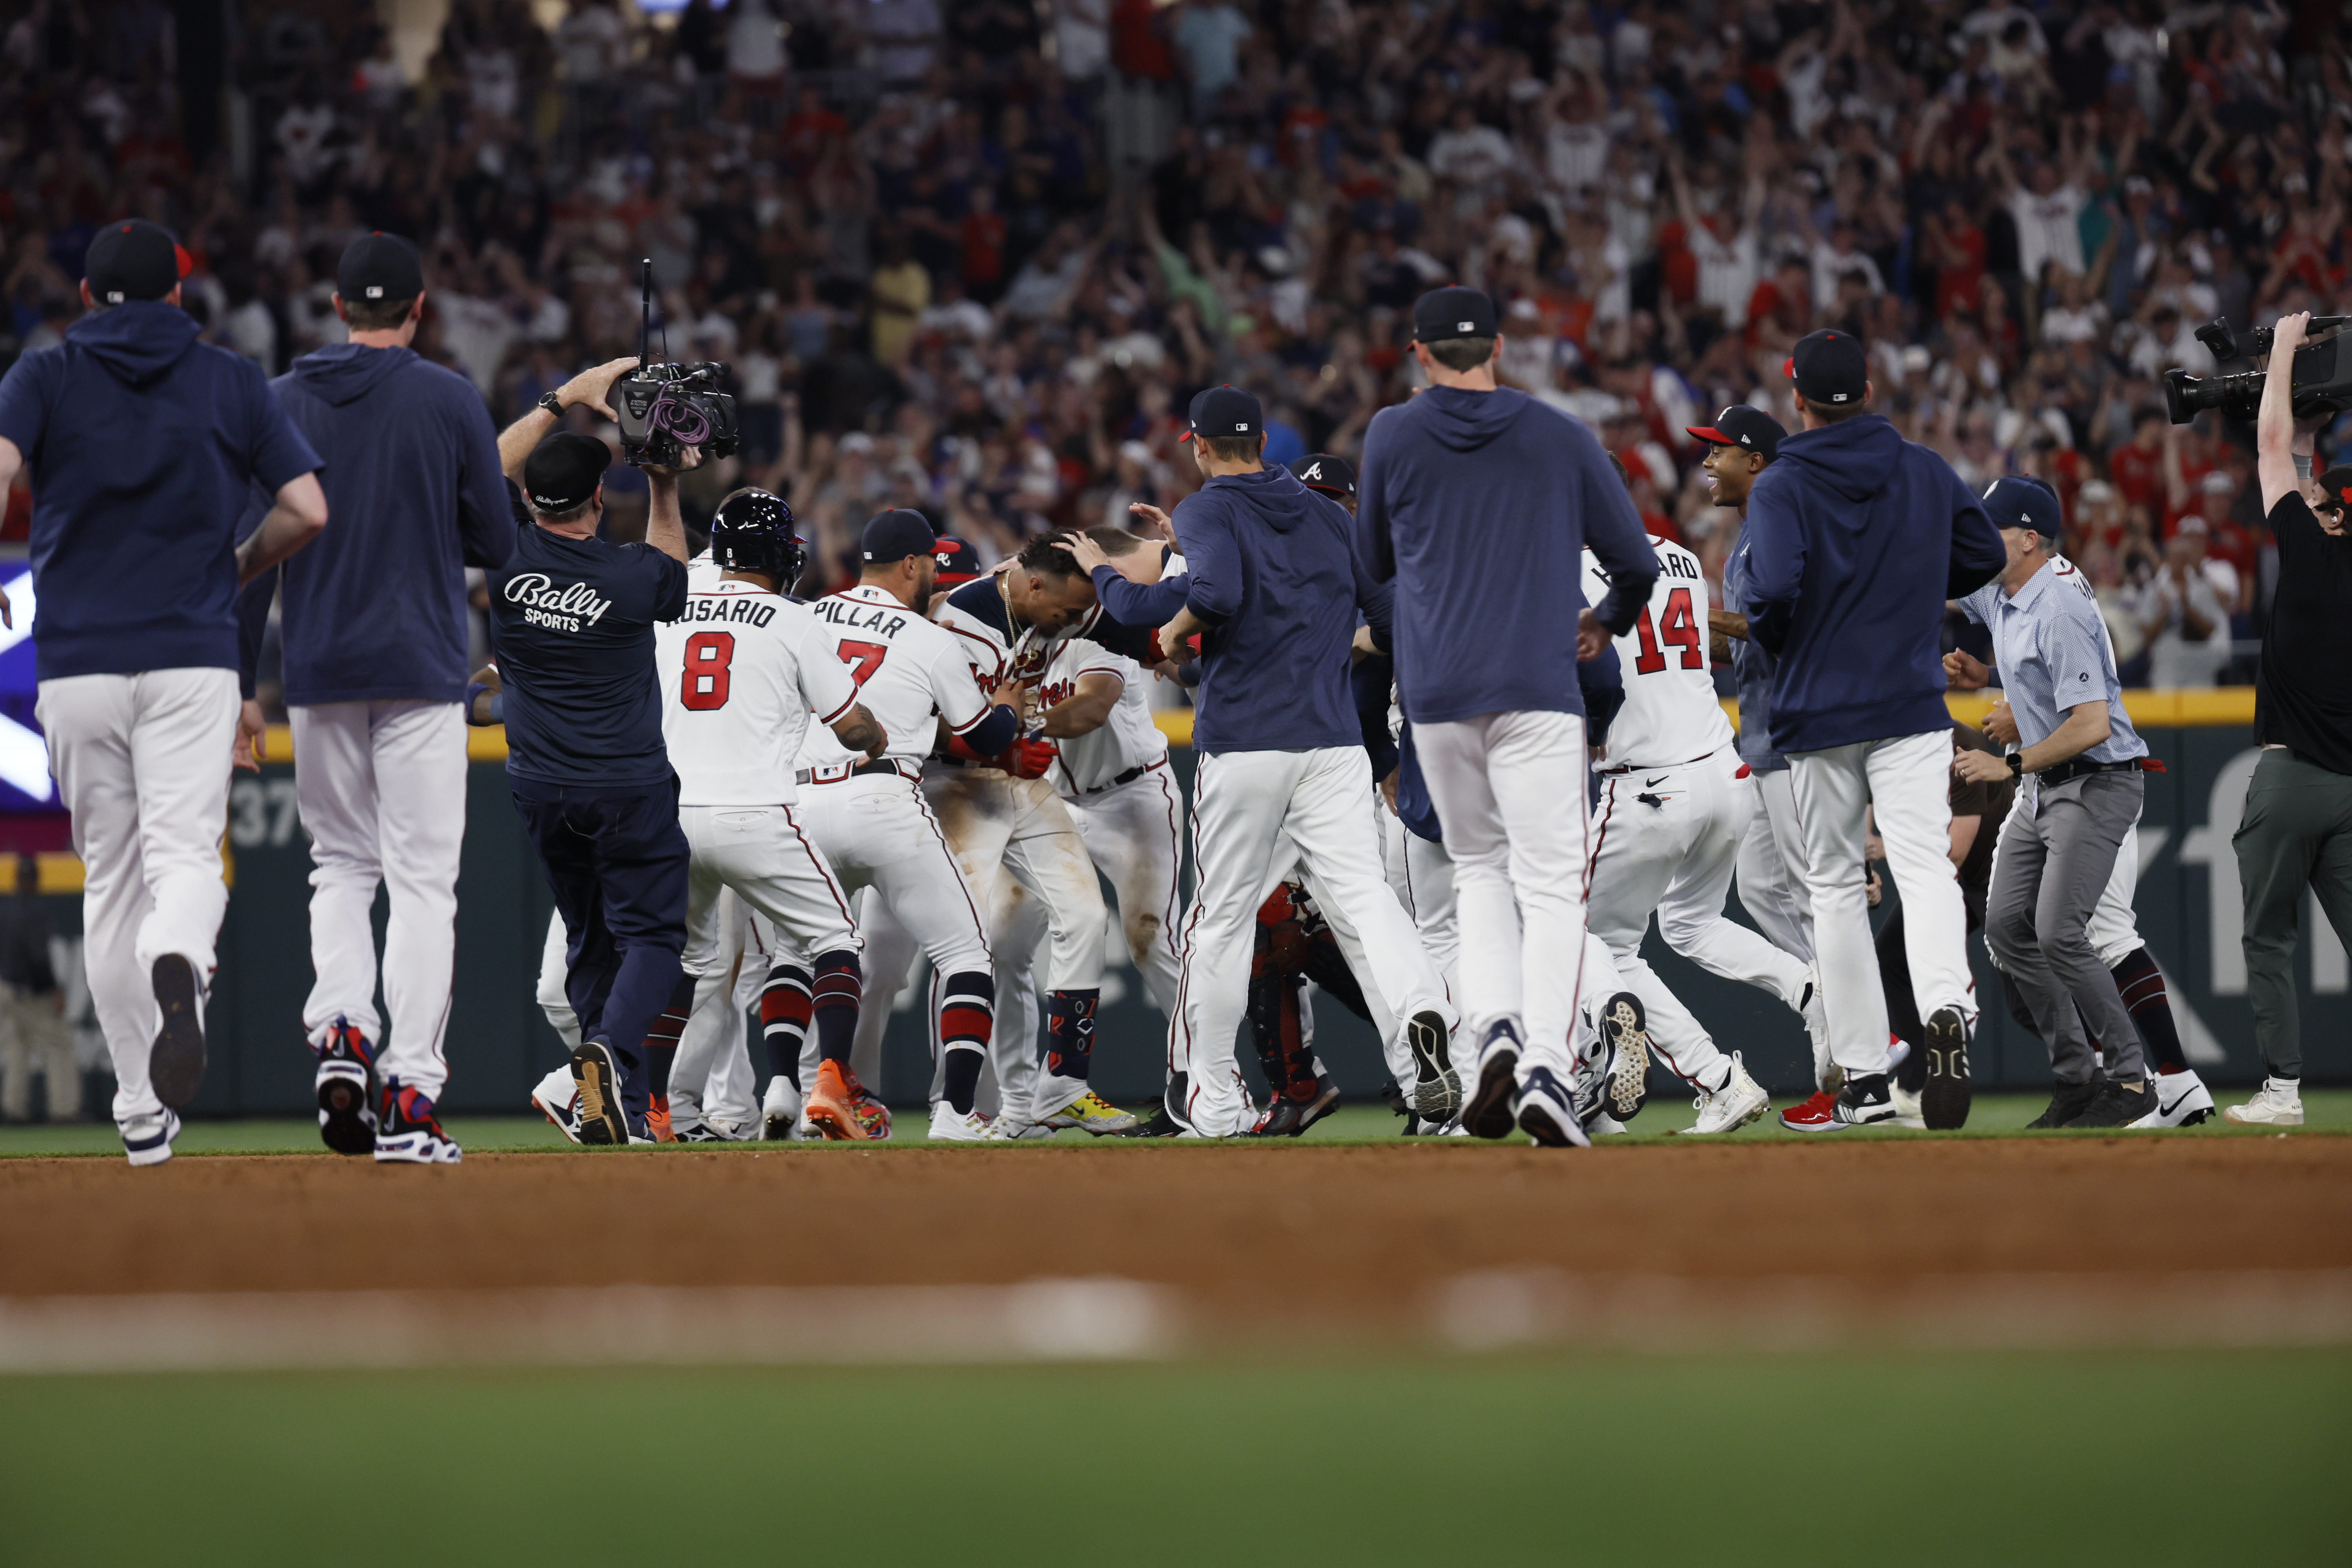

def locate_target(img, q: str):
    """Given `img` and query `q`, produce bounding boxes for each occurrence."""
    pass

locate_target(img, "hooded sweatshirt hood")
[1201,463,1311,532]
[1773,412,1905,503]
[1417,383,1531,453]
[291,341,415,406]
[67,299,201,388]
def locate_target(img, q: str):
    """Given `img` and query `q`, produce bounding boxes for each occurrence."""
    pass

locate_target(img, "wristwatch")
[537,390,565,416]
[2006,753,2024,777]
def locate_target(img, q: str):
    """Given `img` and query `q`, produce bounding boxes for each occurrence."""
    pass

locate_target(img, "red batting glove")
[1006,736,1059,779]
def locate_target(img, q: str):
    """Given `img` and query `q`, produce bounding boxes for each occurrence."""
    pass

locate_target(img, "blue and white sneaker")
[1462,1018,1524,1140]
[374,1083,462,1165]
[120,1108,181,1167]
[1592,991,1652,1124]
[532,1066,583,1143]
[1513,1066,1592,1149]
[315,1020,378,1156]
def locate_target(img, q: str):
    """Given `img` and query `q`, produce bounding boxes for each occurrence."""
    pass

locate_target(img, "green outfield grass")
[0,1349,2343,1565]
[2,1089,2347,1157]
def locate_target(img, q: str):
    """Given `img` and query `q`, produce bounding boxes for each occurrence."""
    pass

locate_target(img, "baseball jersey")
[1580,536,1734,769]
[1038,636,1167,795]
[797,584,991,769]
[656,578,859,806]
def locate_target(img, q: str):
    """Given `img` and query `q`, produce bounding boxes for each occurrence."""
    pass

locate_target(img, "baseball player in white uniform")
[787,510,1020,1138]
[1578,537,1824,1134]
[928,532,1144,1136]
[654,488,887,1141]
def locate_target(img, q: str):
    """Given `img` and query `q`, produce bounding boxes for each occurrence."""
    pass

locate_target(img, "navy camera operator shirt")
[486,481,689,791]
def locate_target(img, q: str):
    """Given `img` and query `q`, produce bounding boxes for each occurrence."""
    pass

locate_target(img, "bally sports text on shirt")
[503,572,614,633]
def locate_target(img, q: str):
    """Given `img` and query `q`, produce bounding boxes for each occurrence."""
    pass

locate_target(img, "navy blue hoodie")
[1099,466,1389,756]
[236,343,512,704]
[1356,385,1658,726]
[1739,414,2005,754]
[0,302,320,681]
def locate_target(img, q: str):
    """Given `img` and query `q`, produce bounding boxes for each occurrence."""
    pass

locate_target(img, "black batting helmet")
[710,488,807,587]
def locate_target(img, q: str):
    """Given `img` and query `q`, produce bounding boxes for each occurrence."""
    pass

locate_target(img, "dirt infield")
[5,1139,2347,1335]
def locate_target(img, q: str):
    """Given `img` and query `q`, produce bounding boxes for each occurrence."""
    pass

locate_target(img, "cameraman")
[2229,311,2352,1128]
[488,374,698,1146]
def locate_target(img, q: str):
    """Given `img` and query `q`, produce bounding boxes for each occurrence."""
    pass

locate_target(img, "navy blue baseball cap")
[1685,405,1785,463]
[1786,328,1868,407]
[1290,453,1356,496]
[1983,476,2063,542]
[85,219,192,304]
[337,231,424,304]
[861,508,939,564]
[1181,385,1261,443]
[1411,285,1499,342]
[930,535,982,586]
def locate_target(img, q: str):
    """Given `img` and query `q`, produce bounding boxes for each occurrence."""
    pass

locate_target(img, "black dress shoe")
[2062,1078,2154,1129]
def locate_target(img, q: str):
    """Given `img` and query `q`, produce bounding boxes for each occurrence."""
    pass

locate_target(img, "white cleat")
[2222,1077,2303,1128]
[2131,1070,2217,1129]
[120,1108,180,1167]
[530,1066,583,1144]
[1586,1112,1628,1138]
[927,1102,993,1142]
[1682,1053,1771,1135]
[1886,1080,1927,1129]
[762,1077,804,1141]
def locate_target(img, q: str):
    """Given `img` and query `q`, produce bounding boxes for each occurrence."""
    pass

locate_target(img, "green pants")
[2232,748,2352,1079]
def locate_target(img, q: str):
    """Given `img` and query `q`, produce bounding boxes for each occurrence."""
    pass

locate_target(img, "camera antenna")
[638,257,653,365]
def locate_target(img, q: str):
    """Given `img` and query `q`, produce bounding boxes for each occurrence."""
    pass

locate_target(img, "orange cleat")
[804,1060,870,1142]
[647,1093,676,1143]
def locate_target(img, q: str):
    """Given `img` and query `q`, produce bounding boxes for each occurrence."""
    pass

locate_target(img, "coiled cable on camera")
[645,381,714,448]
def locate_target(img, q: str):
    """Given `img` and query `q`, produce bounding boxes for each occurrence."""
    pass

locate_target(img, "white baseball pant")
[680,802,859,1110]
[1788,728,1973,1078]
[1415,711,1591,1080]
[290,699,467,1099]
[536,908,578,1048]
[1062,762,1186,1016]
[1734,768,1814,964]
[672,889,766,1132]
[924,769,1104,991]
[791,773,993,992]
[972,877,1047,1121]
[1173,746,1450,1135]
[36,668,239,1123]
[1381,808,1459,1002]
[1587,747,1812,1091]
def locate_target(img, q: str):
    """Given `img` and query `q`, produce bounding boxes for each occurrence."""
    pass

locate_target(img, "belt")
[1598,744,1731,777]
[795,758,918,787]
[1081,759,1164,795]
[2035,756,2156,788]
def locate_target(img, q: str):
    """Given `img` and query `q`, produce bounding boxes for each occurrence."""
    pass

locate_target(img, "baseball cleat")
[677,1117,757,1142]
[1033,1075,1138,1135]
[646,1094,677,1143]
[1586,1111,1628,1137]
[1888,1080,1927,1128]
[1404,1009,1461,1120]
[1778,1073,1896,1131]
[1462,1019,1523,1140]
[1681,1052,1769,1135]
[2063,1077,2154,1129]
[1594,993,1651,1123]
[1513,1067,1591,1149]
[314,1020,378,1156]
[1921,1007,1973,1130]
[1290,1077,1344,1134]
[2131,1070,2216,1129]
[761,1076,804,1141]
[120,1108,180,1167]
[2223,1077,2301,1127]
[848,1077,893,1140]
[532,1066,583,1143]
[2025,1076,2105,1129]
[982,1114,1056,1141]
[1245,1098,1307,1137]
[570,1038,628,1146]
[803,1060,870,1142]
[148,954,208,1109]
[374,1083,462,1165]
[927,1101,993,1142]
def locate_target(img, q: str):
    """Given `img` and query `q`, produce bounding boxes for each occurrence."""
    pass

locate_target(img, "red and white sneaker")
[1779,1075,1896,1132]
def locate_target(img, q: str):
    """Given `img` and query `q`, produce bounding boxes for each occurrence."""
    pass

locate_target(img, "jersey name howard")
[503,572,613,633]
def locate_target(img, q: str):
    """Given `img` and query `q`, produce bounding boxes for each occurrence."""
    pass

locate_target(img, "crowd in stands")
[5,0,2350,702]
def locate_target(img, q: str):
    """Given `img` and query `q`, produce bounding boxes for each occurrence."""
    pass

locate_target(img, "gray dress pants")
[1984,770,2146,1084]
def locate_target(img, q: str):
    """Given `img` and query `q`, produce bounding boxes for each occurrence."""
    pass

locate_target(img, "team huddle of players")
[496,414,2180,1150]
